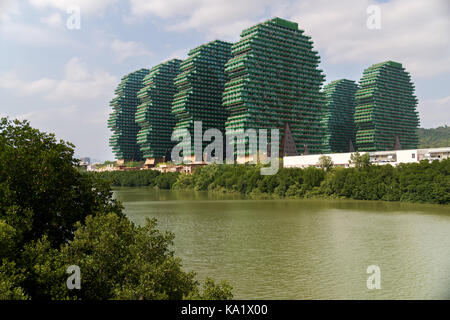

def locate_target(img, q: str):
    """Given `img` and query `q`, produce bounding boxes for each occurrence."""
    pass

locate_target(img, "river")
[113,187,450,299]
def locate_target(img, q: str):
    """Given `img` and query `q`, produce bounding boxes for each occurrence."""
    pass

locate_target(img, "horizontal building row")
[108,17,420,164]
[284,147,450,169]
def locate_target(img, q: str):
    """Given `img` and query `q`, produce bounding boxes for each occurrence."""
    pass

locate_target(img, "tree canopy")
[0,118,232,300]
[318,155,333,171]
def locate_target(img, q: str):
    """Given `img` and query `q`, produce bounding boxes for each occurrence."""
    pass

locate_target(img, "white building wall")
[396,150,418,163]
[283,154,321,168]
[283,147,450,169]
[284,152,368,168]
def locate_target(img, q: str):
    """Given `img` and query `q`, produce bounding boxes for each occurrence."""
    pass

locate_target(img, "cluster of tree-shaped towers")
[108,17,420,163]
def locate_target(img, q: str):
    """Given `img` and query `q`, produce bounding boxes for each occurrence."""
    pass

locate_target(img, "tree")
[0,118,123,247]
[349,151,371,169]
[0,260,28,300]
[20,213,232,300]
[0,118,232,300]
[155,172,179,189]
[318,155,334,171]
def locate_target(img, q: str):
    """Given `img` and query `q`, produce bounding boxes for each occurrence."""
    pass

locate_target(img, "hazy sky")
[1,0,449,161]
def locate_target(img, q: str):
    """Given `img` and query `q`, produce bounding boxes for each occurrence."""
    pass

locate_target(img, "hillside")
[418,126,450,148]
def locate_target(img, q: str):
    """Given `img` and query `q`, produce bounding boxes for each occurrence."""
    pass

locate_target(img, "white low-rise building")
[283,147,450,168]
[284,152,359,168]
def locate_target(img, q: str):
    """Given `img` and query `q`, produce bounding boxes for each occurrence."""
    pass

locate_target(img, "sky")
[1,0,449,161]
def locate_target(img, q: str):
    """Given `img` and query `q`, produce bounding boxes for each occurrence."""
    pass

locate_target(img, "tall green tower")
[222,17,325,158]
[135,59,181,164]
[172,40,233,160]
[354,61,419,151]
[108,69,149,161]
[321,79,358,153]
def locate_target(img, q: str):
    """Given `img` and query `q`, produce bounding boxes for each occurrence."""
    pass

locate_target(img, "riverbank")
[94,159,450,205]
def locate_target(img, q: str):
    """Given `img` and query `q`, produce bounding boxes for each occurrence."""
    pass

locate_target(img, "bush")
[94,170,161,187]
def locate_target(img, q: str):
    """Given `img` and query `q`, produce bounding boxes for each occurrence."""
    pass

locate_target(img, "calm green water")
[114,188,450,299]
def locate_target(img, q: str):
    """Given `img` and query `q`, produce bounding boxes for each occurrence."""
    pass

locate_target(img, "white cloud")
[1,58,118,160]
[0,72,57,95]
[16,105,78,123]
[0,0,20,23]
[110,39,152,62]
[166,48,188,61]
[41,12,63,27]
[129,0,193,18]
[25,78,58,95]
[418,95,450,128]
[47,58,118,101]
[129,0,279,39]
[0,58,117,102]
[29,0,117,14]
[280,0,450,77]
[15,103,113,160]
[128,0,450,77]
[0,20,79,47]
[0,72,21,89]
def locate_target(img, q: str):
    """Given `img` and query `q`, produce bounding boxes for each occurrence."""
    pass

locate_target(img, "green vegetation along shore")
[0,118,232,300]
[95,158,449,205]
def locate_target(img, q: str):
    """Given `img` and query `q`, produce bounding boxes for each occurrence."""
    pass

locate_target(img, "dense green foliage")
[349,151,371,169]
[125,161,144,168]
[169,160,448,204]
[318,155,333,171]
[0,118,232,300]
[93,155,449,205]
[94,170,179,189]
[418,126,450,148]
[0,118,123,247]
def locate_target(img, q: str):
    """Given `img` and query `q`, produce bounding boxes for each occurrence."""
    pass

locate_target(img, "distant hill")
[418,125,450,148]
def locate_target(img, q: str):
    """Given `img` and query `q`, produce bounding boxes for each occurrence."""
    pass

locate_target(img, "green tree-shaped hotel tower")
[172,40,233,160]
[108,69,149,161]
[354,61,419,151]
[321,79,358,153]
[135,59,181,164]
[222,17,325,158]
